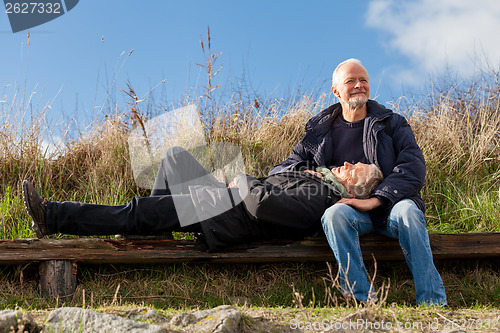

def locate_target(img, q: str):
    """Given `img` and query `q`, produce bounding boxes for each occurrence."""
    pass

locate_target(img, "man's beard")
[347,95,368,109]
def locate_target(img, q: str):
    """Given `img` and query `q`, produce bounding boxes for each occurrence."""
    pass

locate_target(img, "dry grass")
[401,72,500,231]
[0,260,497,310]
[1,72,500,237]
[409,88,500,183]
[2,32,498,238]
[209,95,325,176]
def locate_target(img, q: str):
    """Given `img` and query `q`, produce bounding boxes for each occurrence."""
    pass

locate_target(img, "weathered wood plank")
[39,260,77,299]
[0,233,498,264]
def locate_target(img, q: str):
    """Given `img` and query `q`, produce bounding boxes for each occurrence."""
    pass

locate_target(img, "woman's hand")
[303,170,323,178]
[227,177,238,188]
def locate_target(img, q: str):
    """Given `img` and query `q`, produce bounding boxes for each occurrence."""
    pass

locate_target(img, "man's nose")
[344,161,353,167]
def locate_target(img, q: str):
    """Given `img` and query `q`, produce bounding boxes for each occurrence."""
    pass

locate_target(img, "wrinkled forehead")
[355,163,371,172]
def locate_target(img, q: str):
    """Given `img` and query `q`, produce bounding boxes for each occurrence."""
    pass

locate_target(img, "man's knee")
[162,146,194,167]
[390,199,425,229]
[164,146,187,159]
[321,203,354,229]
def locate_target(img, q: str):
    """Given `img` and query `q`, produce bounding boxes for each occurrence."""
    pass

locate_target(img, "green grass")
[0,260,497,311]
[425,181,500,233]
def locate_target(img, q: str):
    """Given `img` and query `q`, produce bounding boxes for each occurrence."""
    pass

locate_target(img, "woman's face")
[331,161,371,189]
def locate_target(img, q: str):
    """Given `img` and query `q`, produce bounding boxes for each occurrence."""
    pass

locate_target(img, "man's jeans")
[321,199,447,306]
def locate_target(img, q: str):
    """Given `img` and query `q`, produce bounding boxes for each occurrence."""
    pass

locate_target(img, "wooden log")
[0,233,497,265]
[0,233,497,299]
[39,260,77,299]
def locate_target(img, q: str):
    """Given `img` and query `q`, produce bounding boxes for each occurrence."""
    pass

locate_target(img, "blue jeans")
[321,199,447,306]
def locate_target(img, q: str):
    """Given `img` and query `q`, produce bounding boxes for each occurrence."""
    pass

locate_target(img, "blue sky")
[2,0,500,136]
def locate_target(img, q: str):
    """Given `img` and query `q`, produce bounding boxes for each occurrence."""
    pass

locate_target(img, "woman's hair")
[345,163,384,199]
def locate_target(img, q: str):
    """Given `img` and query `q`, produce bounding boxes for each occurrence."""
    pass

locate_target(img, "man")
[269,59,447,306]
[22,146,383,252]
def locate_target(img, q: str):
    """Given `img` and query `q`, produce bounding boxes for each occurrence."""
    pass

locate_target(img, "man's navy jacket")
[268,100,426,226]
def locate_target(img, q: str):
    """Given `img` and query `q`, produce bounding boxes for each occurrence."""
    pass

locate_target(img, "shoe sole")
[22,180,44,238]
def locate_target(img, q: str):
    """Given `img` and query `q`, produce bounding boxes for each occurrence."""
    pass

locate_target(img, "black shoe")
[22,180,48,238]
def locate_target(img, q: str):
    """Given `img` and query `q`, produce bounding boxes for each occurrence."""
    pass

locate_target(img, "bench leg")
[39,260,77,300]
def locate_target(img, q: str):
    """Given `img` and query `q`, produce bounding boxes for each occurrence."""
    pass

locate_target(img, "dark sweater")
[329,115,368,167]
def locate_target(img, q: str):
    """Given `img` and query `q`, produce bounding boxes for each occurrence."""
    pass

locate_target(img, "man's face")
[332,63,370,109]
[332,162,371,194]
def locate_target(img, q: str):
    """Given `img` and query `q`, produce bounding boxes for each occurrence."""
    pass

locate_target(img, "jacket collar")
[305,100,391,136]
[365,100,392,121]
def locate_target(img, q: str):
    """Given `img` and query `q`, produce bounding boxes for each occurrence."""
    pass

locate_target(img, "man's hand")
[303,169,323,178]
[336,197,381,212]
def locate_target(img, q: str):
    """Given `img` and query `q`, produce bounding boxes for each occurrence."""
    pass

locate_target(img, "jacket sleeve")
[268,139,315,175]
[234,173,327,230]
[372,115,426,207]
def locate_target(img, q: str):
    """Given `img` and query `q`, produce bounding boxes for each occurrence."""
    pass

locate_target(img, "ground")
[25,305,500,332]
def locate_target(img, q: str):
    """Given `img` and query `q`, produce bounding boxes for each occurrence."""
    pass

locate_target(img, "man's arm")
[337,197,382,211]
[372,115,426,206]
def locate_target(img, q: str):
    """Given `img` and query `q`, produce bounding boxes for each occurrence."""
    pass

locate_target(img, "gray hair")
[346,163,384,199]
[331,58,364,89]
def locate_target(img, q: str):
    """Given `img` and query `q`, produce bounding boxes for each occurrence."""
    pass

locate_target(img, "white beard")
[347,95,368,109]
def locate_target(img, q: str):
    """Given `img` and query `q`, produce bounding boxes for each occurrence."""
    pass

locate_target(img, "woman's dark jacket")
[194,171,342,251]
[268,100,426,226]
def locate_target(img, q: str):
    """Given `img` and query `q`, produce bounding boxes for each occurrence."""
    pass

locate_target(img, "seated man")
[22,147,383,252]
[270,58,447,306]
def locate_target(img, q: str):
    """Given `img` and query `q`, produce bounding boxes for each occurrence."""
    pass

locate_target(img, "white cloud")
[41,135,65,159]
[367,0,500,81]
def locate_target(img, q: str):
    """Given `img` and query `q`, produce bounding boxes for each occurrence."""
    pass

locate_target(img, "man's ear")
[332,86,340,98]
[345,184,356,198]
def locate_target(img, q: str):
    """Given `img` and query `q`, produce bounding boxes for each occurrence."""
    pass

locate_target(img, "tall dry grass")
[1,66,500,238]
[209,95,328,177]
[402,71,500,231]
[410,84,500,182]
[0,96,143,237]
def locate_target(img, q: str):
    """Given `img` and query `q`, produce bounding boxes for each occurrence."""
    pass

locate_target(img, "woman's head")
[331,162,383,199]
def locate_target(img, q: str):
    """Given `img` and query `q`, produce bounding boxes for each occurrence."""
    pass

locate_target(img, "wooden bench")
[1,233,498,299]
